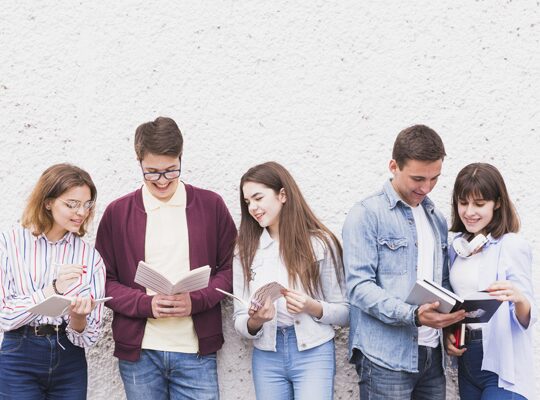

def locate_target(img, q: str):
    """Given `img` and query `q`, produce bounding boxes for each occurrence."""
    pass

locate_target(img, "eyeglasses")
[142,169,181,181]
[57,198,95,211]
[141,165,181,181]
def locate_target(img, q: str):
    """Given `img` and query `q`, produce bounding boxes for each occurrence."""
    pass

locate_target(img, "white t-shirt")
[450,252,485,329]
[411,205,440,348]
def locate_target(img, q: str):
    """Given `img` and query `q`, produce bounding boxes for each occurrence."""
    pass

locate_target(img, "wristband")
[414,307,422,327]
[52,279,64,295]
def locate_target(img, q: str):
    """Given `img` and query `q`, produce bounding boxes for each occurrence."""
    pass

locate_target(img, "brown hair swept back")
[134,117,183,161]
[237,161,343,297]
[392,124,446,169]
[450,163,520,238]
[21,163,97,237]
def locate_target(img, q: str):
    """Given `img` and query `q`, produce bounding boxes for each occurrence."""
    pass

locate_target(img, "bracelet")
[414,306,422,327]
[52,279,64,295]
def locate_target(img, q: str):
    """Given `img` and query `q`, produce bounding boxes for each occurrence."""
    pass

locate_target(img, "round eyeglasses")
[57,198,95,211]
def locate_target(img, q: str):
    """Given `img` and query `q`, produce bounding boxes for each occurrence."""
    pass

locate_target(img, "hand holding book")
[151,293,192,318]
[406,279,504,326]
[216,281,286,311]
[444,324,467,357]
[26,295,112,318]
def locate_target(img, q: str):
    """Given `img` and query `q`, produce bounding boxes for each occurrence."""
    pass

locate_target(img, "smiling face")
[242,181,286,238]
[46,185,92,241]
[140,153,181,202]
[457,196,498,236]
[389,158,443,207]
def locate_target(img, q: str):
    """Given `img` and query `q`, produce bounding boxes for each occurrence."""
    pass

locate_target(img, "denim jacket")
[343,180,449,372]
[232,229,349,352]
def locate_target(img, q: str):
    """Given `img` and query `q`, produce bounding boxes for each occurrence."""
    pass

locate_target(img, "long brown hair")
[238,161,343,297]
[21,163,97,237]
[450,163,519,238]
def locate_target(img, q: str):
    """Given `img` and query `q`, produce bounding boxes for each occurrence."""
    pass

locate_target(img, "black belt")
[464,328,482,344]
[11,323,67,337]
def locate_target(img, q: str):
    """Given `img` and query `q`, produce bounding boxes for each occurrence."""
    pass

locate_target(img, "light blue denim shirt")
[449,233,537,400]
[343,180,449,372]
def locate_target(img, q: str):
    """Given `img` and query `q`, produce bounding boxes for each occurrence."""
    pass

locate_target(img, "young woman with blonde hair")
[0,163,106,400]
[233,161,348,400]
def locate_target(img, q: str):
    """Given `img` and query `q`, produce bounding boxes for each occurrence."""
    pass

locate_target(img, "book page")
[134,261,211,295]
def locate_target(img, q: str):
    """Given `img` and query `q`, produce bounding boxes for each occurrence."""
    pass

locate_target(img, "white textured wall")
[1,2,539,399]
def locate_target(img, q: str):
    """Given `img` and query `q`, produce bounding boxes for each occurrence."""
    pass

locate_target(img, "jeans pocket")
[0,335,24,355]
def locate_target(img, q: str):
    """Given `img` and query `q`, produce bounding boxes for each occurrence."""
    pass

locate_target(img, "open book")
[216,281,286,310]
[406,279,502,323]
[26,295,112,318]
[134,261,211,295]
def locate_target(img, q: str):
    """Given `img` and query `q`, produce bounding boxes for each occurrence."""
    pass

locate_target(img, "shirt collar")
[383,179,435,212]
[35,231,74,245]
[142,181,186,211]
[258,228,275,249]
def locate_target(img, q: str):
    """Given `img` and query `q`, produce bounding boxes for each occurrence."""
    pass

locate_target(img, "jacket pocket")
[377,237,408,275]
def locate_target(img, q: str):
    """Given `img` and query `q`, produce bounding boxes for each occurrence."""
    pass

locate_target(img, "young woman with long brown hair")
[232,161,348,400]
[445,163,536,399]
[0,163,106,399]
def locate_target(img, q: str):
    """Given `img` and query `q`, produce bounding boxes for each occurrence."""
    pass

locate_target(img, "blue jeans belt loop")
[464,328,482,344]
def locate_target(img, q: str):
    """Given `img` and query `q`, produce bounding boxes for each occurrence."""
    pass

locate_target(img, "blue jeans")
[252,327,336,400]
[0,329,87,400]
[353,346,445,400]
[458,340,526,399]
[118,349,219,400]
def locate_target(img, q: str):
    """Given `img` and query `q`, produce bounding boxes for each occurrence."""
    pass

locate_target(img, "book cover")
[461,295,502,323]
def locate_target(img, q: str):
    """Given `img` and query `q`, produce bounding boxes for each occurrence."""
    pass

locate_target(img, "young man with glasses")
[96,117,237,400]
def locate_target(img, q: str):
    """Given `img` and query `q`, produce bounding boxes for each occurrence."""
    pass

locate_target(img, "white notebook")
[134,261,211,295]
[26,295,112,318]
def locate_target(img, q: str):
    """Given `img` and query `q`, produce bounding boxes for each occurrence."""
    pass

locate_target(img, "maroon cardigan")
[95,184,237,361]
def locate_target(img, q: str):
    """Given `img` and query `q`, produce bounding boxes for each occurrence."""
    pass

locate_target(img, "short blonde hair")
[21,163,97,237]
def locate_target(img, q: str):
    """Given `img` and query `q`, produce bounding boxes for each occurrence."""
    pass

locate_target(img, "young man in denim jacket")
[343,125,465,399]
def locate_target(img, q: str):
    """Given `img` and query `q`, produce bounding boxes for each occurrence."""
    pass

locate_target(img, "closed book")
[406,279,464,313]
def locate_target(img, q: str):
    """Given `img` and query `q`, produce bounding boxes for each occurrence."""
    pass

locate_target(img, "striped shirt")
[0,226,106,348]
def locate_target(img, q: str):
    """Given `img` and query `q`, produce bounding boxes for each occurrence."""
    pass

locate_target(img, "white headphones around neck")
[452,233,489,258]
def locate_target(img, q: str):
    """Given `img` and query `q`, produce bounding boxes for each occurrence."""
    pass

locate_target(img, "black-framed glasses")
[57,198,95,211]
[141,165,182,181]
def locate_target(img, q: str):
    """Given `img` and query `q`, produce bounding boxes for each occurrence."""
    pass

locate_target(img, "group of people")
[0,119,535,400]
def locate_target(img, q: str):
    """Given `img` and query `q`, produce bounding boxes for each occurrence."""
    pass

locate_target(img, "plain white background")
[1,2,539,399]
